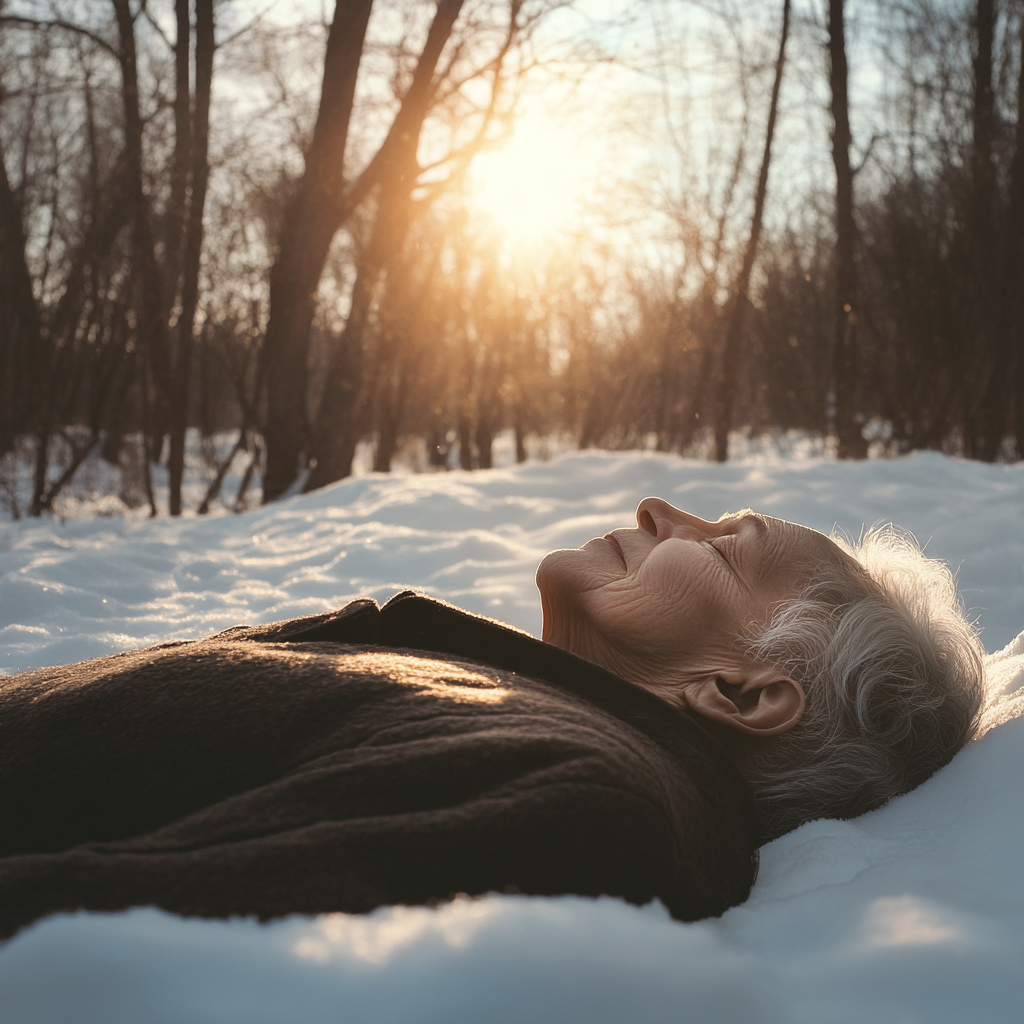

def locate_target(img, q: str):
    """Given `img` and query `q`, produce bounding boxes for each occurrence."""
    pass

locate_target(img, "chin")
[536,548,592,645]
[538,539,623,599]
[536,546,592,602]
[535,547,575,596]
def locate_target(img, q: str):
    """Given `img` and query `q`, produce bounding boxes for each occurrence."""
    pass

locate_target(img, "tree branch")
[0,15,119,58]
[140,7,173,52]
[216,2,276,51]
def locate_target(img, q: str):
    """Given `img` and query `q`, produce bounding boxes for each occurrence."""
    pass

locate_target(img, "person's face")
[536,497,850,691]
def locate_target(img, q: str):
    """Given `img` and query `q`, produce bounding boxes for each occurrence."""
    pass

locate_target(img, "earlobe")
[686,671,805,737]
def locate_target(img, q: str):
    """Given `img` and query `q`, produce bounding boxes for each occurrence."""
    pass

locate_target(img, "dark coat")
[0,592,759,939]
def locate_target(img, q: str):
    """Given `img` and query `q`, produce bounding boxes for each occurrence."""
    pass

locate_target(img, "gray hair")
[740,525,985,843]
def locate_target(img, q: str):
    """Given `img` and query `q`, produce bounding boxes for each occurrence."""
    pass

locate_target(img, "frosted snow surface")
[1,449,1023,1023]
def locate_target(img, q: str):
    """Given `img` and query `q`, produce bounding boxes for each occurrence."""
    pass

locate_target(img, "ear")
[684,667,805,737]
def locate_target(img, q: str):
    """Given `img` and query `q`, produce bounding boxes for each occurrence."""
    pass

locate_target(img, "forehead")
[734,511,852,583]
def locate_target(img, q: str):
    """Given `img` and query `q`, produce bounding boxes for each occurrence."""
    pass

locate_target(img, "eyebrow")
[725,509,769,538]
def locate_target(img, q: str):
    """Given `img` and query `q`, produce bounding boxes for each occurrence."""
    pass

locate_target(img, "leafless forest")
[1,0,1022,517]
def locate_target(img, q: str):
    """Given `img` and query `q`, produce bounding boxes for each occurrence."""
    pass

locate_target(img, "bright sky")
[469,124,591,243]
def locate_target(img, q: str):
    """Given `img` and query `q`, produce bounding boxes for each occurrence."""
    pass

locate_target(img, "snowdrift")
[1,449,1022,1023]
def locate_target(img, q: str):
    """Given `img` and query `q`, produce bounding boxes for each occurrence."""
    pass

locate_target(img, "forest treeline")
[1,0,1022,517]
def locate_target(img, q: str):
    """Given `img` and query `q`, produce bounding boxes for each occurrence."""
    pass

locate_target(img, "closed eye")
[707,538,733,567]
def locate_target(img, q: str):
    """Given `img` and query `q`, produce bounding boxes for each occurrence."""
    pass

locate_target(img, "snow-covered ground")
[1,448,1022,1023]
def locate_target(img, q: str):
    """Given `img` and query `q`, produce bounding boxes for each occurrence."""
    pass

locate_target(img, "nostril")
[638,509,657,536]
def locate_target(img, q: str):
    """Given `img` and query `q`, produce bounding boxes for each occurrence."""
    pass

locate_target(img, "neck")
[542,599,677,699]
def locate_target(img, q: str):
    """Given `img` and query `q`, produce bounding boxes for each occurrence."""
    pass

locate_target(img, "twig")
[0,15,119,58]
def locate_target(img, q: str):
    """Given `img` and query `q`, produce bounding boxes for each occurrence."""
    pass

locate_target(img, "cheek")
[577,579,685,655]
[611,567,727,652]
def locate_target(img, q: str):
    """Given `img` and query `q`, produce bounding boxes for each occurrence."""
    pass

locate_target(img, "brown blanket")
[0,593,758,939]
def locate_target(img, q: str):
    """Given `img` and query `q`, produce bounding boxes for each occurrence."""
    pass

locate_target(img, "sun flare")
[470,124,587,242]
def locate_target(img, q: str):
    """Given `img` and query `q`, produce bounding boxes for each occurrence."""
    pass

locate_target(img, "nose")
[635,497,718,540]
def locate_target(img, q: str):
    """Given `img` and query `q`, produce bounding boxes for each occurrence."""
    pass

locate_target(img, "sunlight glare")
[471,125,587,241]
[860,896,961,948]
[293,896,496,965]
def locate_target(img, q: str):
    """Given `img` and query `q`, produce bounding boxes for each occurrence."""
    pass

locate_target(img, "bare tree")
[972,0,996,257]
[975,8,1024,460]
[112,0,172,461]
[1,17,137,516]
[969,0,1003,460]
[286,0,538,494]
[259,0,379,500]
[8,0,1024,518]
[0,122,42,463]
[711,0,790,462]
[828,0,867,458]
[303,133,423,490]
[167,0,215,514]
[1011,16,1024,458]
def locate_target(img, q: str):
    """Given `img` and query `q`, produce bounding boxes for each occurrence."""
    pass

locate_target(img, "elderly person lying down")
[0,499,984,938]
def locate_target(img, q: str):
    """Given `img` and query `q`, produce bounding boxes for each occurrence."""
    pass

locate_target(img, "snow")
[1,447,1023,1023]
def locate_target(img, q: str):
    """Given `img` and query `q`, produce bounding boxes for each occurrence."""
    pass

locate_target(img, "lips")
[604,533,627,570]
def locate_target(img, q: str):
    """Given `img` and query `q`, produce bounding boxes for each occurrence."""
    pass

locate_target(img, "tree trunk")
[827,0,867,458]
[304,260,375,490]
[307,178,414,486]
[515,421,527,463]
[166,0,193,515]
[113,0,171,423]
[373,425,397,473]
[655,309,674,451]
[1,127,57,516]
[112,0,172,458]
[363,224,441,476]
[168,0,214,515]
[458,402,474,470]
[370,319,411,474]
[972,0,995,262]
[1002,17,1024,460]
[372,337,409,474]
[304,0,467,490]
[972,0,1007,460]
[262,0,467,501]
[713,0,791,462]
[0,134,44,457]
[260,0,377,501]
[30,431,49,514]
[164,0,191,311]
[475,421,493,470]
[427,426,450,469]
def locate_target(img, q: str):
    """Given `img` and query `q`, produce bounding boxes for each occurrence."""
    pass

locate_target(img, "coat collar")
[377,592,755,809]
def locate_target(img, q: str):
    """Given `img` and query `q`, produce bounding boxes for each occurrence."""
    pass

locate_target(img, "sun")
[470,124,587,242]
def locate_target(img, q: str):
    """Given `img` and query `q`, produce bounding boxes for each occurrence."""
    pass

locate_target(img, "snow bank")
[1,449,1022,1022]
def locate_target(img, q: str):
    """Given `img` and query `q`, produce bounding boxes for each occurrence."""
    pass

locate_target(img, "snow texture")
[1,448,1022,1023]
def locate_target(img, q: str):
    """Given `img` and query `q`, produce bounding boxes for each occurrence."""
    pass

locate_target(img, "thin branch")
[140,6,173,51]
[0,15,119,57]
[852,132,884,176]
[412,0,527,194]
[216,2,276,51]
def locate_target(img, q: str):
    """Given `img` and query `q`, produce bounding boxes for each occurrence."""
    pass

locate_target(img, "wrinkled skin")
[536,498,854,734]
